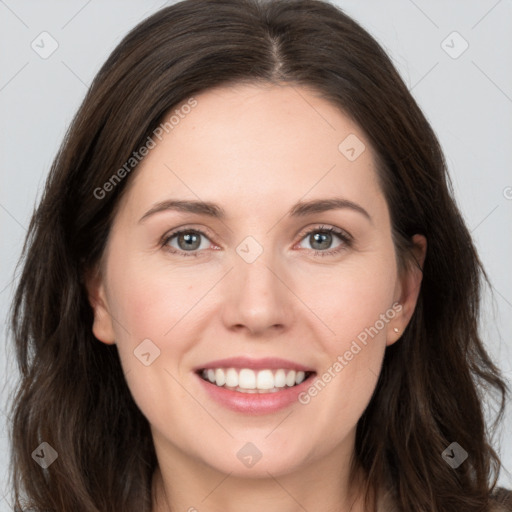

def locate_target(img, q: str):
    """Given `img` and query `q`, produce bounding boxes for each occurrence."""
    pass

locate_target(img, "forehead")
[118,83,383,221]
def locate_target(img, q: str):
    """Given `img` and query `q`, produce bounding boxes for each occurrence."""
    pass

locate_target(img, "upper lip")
[195,357,316,373]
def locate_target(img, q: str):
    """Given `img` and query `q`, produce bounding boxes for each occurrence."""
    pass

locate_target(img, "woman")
[7,0,511,510]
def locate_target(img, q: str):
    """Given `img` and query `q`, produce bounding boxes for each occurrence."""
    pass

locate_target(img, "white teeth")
[200,367,311,392]
[225,368,238,387]
[256,369,274,390]
[215,368,226,386]
[238,369,256,389]
[285,370,296,387]
[274,369,286,388]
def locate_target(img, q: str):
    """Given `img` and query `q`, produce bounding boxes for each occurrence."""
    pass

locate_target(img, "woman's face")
[87,83,424,479]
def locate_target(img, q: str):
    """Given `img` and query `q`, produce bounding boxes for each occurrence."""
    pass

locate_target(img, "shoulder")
[377,486,512,511]
[490,487,512,511]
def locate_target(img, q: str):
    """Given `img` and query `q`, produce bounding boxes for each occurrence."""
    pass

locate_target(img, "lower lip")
[196,373,315,414]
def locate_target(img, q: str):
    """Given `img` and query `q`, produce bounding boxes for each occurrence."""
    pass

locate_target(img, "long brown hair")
[7,0,510,510]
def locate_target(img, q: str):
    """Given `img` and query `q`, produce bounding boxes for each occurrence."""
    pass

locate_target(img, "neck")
[151,439,371,512]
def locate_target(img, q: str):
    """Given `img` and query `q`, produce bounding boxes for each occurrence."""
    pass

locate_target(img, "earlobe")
[84,267,116,345]
[387,234,427,346]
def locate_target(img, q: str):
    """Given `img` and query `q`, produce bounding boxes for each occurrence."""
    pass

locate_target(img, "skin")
[86,83,426,512]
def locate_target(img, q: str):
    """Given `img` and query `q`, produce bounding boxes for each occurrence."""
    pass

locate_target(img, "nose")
[220,251,295,337]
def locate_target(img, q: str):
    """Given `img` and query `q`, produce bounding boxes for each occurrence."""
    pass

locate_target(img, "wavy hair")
[7,0,510,510]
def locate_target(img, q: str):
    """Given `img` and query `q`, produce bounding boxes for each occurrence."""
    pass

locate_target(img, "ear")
[84,267,116,345]
[387,234,427,346]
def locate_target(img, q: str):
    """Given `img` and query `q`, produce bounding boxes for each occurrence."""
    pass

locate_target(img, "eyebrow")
[138,197,372,223]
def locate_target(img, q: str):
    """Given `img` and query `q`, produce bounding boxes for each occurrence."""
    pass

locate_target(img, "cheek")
[103,259,201,433]
[100,247,198,404]
[105,249,197,342]
[299,253,398,345]
[106,232,396,352]
[106,235,398,370]
[294,253,397,425]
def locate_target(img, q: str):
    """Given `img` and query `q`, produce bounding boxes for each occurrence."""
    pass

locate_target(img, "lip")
[194,357,316,415]
[194,356,315,372]
[196,374,315,414]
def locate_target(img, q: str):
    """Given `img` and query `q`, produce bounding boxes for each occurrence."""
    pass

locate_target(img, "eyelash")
[161,225,353,259]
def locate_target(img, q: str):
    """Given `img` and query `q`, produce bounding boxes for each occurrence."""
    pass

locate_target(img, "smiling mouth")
[197,367,316,393]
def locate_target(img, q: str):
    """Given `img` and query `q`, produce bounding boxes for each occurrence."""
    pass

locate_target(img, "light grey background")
[1,0,511,509]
